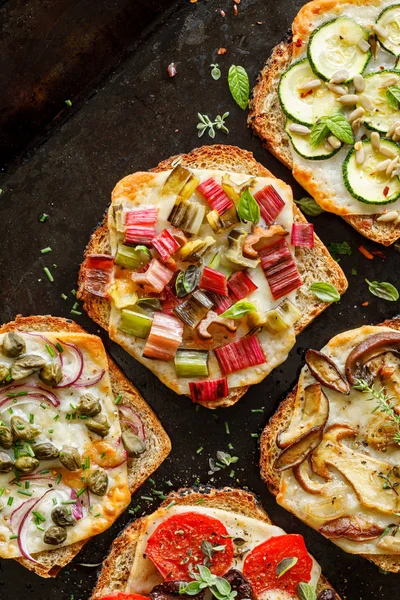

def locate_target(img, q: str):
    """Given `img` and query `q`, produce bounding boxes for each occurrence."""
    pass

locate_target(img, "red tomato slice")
[146,511,234,579]
[98,594,148,600]
[243,534,313,596]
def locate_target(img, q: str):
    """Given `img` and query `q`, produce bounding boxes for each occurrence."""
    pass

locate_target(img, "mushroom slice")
[277,384,329,448]
[197,311,237,340]
[274,425,324,472]
[243,224,287,258]
[319,516,384,542]
[378,535,400,553]
[293,459,326,494]
[345,331,400,386]
[366,412,398,451]
[306,349,350,394]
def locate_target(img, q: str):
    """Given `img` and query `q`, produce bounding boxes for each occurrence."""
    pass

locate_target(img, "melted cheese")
[126,505,321,598]
[278,325,400,555]
[108,168,298,396]
[0,332,130,559]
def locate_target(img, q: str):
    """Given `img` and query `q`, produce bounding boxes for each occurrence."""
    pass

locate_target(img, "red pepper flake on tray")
[358,245,374,260]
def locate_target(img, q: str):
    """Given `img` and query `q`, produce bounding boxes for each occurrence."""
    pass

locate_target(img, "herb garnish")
[296,582,316,600]
[179,565,237,600]
[237,189,260,224]
[309,282,340,303]
[327,241,352,262]
[386,85,400,110]
[208,451,238,474]
[276,556,298,578]
[294,197,324,217]
[228,65,250,110]
[365,279,399,302]
[210,64,221,80]
[354,379,400,444]
[197,113,229,139]
[220,300,257,319]
[310,113,354,148]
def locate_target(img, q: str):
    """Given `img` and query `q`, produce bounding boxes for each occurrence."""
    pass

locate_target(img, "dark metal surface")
[0,1,399,598]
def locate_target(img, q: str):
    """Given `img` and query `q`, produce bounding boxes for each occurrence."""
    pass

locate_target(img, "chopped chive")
[166,480,173,487]
[36,525,45,531]
[56,342,64,353]
[45,344,56,357]
[99,452,106,458]
[55,473,62,485]
[26,444,35,457]
[52,497,57,505]
[9,534,18,539]
[70,309,82,316]
[14,482,22,488]
[195,498,204,505]
[7,408,13,414]
[148,477,155,485]
[115,394,123,405]
[18,489,33,497]
[128,506,140,515]
[229,470,235,477]
[76,487,87,497]
[66,414,71,420]
[227,443,233,450]
[93,512,101,517]
[141,496,153,501]
[72,301,79,310]
[32,511,46,522]
[196,447,203,454]
[83,456,90,470]
[48,428,54,433]
[251,408,264,413]
[41,247,52,254]
[7,497,14,506]
[61,293,68,300]
[40,469,50,474]
[39,213,48,222]
[165,500,176,510]
[251,433,258,438]
[65,99,72,107]
[61,500,77,505]
[71,289,77,296]
[43,267,54,282]
[25,481,30,489]
[40,403,47,409]
[29,413,34,424]
[0,488,4,497]
[224,421,230,435]
[53,414,60,421]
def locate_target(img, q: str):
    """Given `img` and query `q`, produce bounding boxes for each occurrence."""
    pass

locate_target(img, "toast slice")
[77,144,347,408]
[248,1,400,246]
[0,314,171,578]
[260,316,400,574]
[89,486,340,600]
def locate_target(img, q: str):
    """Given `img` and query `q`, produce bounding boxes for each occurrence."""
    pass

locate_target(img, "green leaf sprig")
[176,266,201,298]
[386,85,400,110]
[237,189,260,223]
[197,113,229,139]
[294,197,325,217]
[296,582,316,600]
[210,64,221,80]
[179,565,237,600]
[327,241,352,262]
[309,282,340,302]
[310,113,353,148]
[365,279,399,302]
[221,300,257,319]
[353,379,400,444]
[228,65,250,110]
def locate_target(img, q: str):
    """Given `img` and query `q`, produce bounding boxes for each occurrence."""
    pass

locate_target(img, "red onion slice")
[0,384,60,408]
[16,489,53,563]
[73,369,105,388]
[21,332,61,362]
[70,489,84,520]
[55,340,84,388]
[10,472,56,485]
[118,405,146,441]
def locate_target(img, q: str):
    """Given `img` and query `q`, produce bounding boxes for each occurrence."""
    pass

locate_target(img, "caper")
[87,468,108,496]
[39,362,62,387]
[11,416,40,441]
[15,456,39,474]
[85,414,110,438]
[32,442,59,460]
[10,354,46,381]
[0,451,14,473]
[121,430,146,457]
[51,505,76,527]
[0,426,13,449]
[43,525,67,545]
[2,332,26,358]
[77,393,101,417]
[0,364,10,383]
[59,445,81,471]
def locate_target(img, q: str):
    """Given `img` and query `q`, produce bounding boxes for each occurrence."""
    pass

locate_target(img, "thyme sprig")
[353,378,400,444]
[179,565,237,600]
[197,112,229,139]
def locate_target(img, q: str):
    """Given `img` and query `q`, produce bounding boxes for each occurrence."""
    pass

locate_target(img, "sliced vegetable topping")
[168,199,205,234]
[173,290,214,328]
[189,377,229,403]
[291,223,315,248]
[264,298,302,332]
[197,311,237,340]
[180,237,216,262]
[162,165,192,195]
[211,292,234,315]
[132,259,174,293]
[115,245,151,270]
[84,254,114,297]
[226,230,260,269]
[254,185,285,225]
[227,271,258,300]
[200,267,228,296]
[215,335,266,375]
[124,207,158,245]
[118,309,153,339]
[143,313,183,361]
[152,229,181,261]
[197,178,234,215]
[259,239,302,299]
[174,349,209,377]
[376,5,400,56]
[145,512,234,579]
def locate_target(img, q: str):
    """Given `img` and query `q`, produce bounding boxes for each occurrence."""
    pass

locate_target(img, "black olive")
[225,569,254,600]
[318,590,340,600]
[150,581,205,600]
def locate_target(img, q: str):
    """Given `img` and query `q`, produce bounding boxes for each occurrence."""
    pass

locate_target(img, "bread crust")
[0,315,171,578]
[249,0,400,245]
[77,145,347,408]
[260,317,400,573]
[90,486,341,600]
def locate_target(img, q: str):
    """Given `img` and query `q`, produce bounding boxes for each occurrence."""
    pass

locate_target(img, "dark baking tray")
[0,0,399,598]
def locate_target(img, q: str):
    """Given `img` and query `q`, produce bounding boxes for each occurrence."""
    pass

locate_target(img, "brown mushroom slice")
[197,311,237,340]
[274,425,324,472]
[306,349,350,395]
[366,412,398,451]
[243,224,287,258]
[345,331,400,386]
[277,384,329,449]
[293,458,326,494]
[319,516,384,541]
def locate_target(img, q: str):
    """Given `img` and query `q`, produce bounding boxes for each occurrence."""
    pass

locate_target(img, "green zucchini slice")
[362,70,400,134]
[278,59,339,126]
[376,4,400,56]
[343,138,400,204]
[307,17,371,82]
[285,120,342,160]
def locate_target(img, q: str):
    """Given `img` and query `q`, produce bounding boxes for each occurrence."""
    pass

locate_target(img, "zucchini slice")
[307,17,371,82]
[279,59,339,126]
[362,70,400,134]
[376,4,400,56]
[285,120,342,160]
[343,138,400,204]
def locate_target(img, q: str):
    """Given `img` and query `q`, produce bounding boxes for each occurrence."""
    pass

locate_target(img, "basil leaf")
[228,65,250,110]
[276,556,298,578]
[136,298,162,311]
[237,189,260,223]
[296,582,316,600]
[179,582,203,596]
[325,113,354,145]
[309,282,340,302]
[310,118,329,148]
[211,63,221,81]
[365,279,399,301]
[175,272,186,298]
[327,241,352,261]
[221,300,257,319]
[387,85,400,110]
[294,197,324,217]
[134,245,152,258]
[183,265,201,294]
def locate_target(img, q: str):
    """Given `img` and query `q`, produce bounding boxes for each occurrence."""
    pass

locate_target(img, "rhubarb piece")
[152,229,181,261]
[228,271,257,300]
[124,207,158,245]
[226,230,259,269]
[254,185,285,225]
[197,311,237,340]
[174,349,209,377]
[259,239,302,300]
[259,238,291,270]
[264,299,302,332]
[161,286,181,315]
[215,336,266,375]
[118,308,153,339]
[197,178,234,215]
[189,377,228,403]
[200,267,228,296]
[173,290,213,328]
[207,206,238,233]
[143,313,183,361]
[85,254,114,297]
[243,225,287,258]
[162,165,192,195]
[180,237,216,263]
[115,244,151,269]
[168,199,205,234]
[291,223,315,248]
[210,292,234,315]
[132,259,174,294]
[167,227,187,246]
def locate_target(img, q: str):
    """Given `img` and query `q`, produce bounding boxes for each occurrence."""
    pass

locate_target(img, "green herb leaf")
[220,300,257,319]
[294,197,325,217]
[179,582,203,596]
[211,63,221,80]
[296,582,316,600]
[175,272,186,297]
[327,241,352,261]
[228,65,250,110]
[386,85,400,110]
[309,282,340,302]
[325,113,354,145]
[197,113,229,138]
[276,556,298,578]
[237,189,260,223]
[365,279,399,301]
[136,298,162,311]
[310,118,329,148]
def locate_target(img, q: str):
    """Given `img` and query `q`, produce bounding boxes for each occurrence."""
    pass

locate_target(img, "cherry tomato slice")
[243,534,313,596]
[98,594,148,600]
[146,511,234,579]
